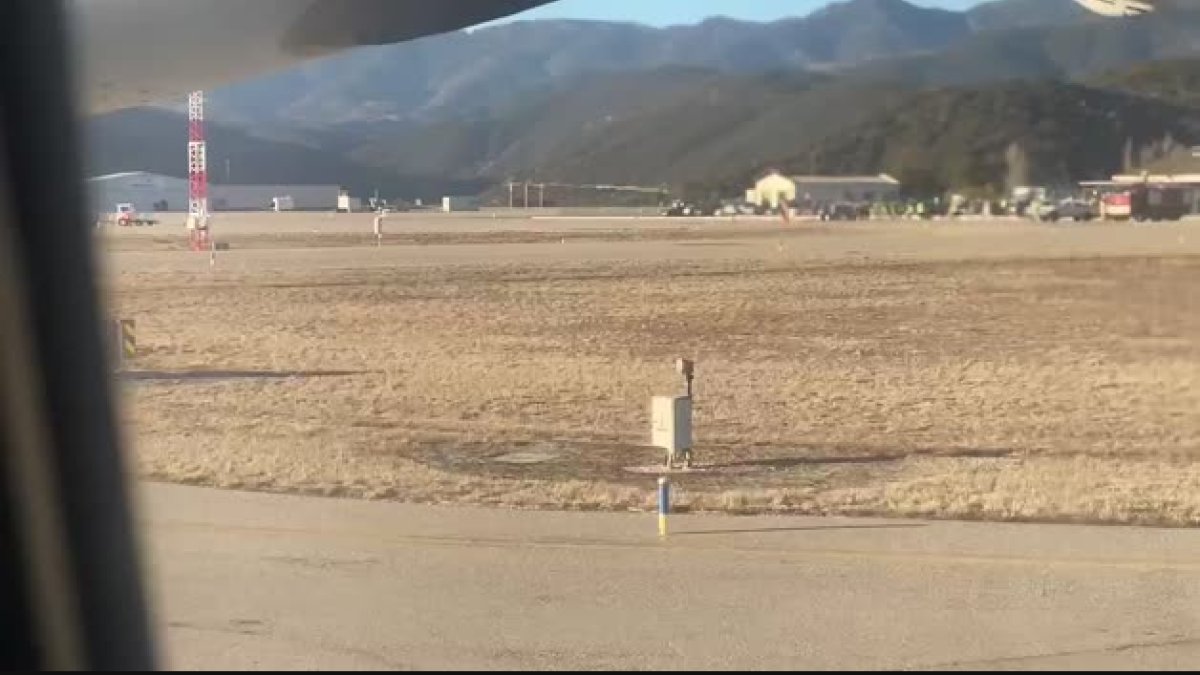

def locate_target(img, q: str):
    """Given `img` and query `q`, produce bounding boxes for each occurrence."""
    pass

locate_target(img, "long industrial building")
[87,171,341,214]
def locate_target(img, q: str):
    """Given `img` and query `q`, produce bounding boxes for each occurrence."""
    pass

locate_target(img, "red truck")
[107,203,159,227]
[1102,185,1189,222]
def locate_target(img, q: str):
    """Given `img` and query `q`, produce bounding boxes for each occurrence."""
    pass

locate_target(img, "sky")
[500,0,988,27]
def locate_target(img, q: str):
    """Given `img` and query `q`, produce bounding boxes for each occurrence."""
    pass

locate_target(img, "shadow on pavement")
[673,524,928,537]
[709,447,1015,471]
[121,369,362,384]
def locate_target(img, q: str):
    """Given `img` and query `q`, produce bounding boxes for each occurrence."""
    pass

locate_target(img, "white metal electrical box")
[651,396,693,452]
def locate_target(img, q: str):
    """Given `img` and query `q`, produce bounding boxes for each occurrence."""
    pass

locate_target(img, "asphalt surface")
[142,484,1200,670]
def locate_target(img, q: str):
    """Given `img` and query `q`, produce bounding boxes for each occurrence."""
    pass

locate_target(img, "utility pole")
[539,183,545,209]
[524,181,530,209]
[509,182,514,209]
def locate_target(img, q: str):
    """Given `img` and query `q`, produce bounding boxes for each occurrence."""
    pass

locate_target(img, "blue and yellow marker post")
[658,477,671,538]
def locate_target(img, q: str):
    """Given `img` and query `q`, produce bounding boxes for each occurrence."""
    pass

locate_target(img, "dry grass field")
[103,214,1200,525]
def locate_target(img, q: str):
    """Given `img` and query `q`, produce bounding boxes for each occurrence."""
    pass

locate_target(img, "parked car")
[819,202,869,221]
[1030,198,1096,223]
[1028,199,1061,222]
[663,200,703,217]
[1056,198,1097,222]
[713,201,759,216]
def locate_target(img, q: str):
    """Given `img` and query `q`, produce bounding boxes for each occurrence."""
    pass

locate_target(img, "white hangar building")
[87,172,341,214]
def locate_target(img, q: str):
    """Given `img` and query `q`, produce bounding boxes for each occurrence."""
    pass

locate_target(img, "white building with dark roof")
[747,171,901,209]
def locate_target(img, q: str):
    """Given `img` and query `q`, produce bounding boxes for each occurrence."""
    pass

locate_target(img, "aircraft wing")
[70,0,554,113]
[1073,0,1158,16]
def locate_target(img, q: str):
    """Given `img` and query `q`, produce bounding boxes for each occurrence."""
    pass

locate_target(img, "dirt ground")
[103,214,1200,525]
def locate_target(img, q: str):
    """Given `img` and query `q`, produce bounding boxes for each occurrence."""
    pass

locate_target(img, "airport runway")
[143,484,1200,670]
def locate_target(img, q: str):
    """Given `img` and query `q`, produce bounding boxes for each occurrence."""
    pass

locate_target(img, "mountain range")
[196,0,1103,128]
[85,0,1200,200]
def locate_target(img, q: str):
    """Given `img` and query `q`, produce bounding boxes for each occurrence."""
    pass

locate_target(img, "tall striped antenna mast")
[187,90,211,252]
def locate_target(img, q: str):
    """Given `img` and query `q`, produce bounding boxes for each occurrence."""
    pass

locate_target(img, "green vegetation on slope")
[777,81,1200,195]
[347,71,1200,197]
[1091,57,1200,108]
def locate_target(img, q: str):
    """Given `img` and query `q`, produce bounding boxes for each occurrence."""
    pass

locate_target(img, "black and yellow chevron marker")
[120,319,136,359]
